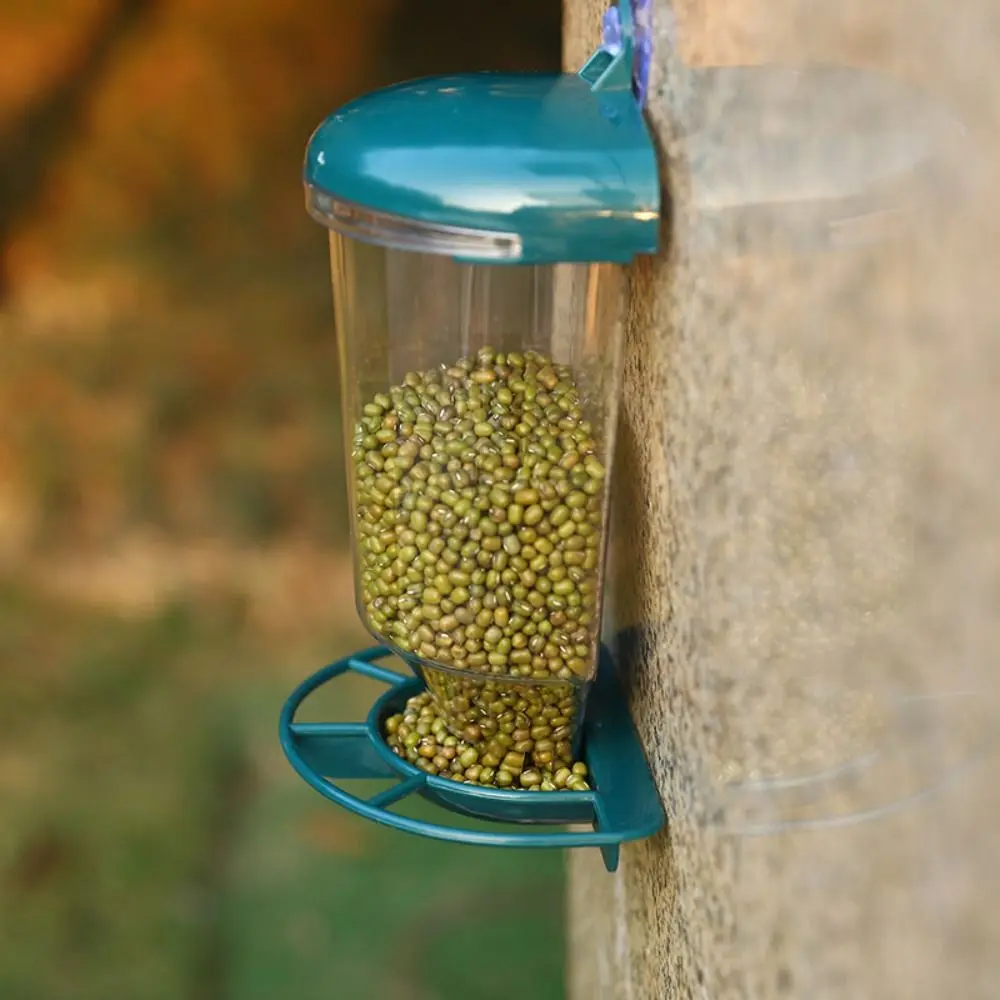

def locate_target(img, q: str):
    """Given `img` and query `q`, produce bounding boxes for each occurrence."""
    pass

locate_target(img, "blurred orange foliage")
[0,0,561,603]
[1,0,398,281]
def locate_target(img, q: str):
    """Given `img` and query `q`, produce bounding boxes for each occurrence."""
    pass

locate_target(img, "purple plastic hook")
[601,6,623,54]
[600,1,653,108]
[632,0,653,108]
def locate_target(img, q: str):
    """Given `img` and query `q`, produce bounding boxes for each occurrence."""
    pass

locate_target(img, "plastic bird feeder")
[278,0,665,871]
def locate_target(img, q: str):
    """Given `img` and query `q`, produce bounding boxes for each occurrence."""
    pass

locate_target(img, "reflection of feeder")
[711,690,993,837]
[610,626,991,837]
[279,0,664,869]
[672,64,968,254]
[721,742,885,801]
[664,61,974,818]
[714,687,890,802]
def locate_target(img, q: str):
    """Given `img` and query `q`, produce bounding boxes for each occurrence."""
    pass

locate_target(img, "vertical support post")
[563,2,1000,999]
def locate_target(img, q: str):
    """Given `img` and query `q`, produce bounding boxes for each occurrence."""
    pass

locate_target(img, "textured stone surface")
[565,3,1000,998]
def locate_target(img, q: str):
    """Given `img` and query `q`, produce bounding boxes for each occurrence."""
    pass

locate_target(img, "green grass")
[0,588,566,999]
[226,774,565,1000]
[0,595,230,1000]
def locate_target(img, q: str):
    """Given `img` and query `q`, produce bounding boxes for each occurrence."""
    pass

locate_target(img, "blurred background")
[0,3,569,998]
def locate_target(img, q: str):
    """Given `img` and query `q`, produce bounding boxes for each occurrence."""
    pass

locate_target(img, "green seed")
[502,534,521,555]
[523,505,544,526]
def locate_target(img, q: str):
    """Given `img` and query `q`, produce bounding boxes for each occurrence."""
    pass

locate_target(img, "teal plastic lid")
[304,3,660,264]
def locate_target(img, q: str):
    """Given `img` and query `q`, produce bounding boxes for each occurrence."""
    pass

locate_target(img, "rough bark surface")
[564,3,1000,999]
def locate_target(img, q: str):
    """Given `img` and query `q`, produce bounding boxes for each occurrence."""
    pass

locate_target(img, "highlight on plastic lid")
[305,187,524,262]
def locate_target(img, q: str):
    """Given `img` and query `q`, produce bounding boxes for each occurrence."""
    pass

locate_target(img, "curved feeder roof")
[305,71,660,265]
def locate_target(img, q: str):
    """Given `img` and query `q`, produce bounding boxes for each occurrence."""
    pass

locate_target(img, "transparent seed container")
[324,218,626,780]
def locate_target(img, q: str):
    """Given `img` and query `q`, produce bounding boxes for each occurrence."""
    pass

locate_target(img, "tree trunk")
[564,3,1000,999]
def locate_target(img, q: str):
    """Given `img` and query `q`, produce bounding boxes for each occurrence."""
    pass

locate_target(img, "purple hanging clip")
[601,6,623,55]
[631,0,653,109]
[600,1,653,109]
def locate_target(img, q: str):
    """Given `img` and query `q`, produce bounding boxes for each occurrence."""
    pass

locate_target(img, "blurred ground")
[0,591,565,1000]
[0,2,566,997]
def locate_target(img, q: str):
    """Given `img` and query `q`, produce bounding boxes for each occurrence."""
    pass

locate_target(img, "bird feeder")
[278,0,664,872]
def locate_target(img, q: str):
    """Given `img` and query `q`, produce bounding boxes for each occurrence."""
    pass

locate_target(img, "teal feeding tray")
[279,644,664,872]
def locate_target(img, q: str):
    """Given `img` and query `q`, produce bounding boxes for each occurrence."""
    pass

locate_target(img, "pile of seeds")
[384,690,591,791]
[351,346,609,789]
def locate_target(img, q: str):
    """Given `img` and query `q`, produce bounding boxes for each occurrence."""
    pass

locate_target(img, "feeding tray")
[279,644,664,872]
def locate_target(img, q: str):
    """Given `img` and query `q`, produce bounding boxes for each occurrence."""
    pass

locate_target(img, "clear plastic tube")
[329,232,626,774]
